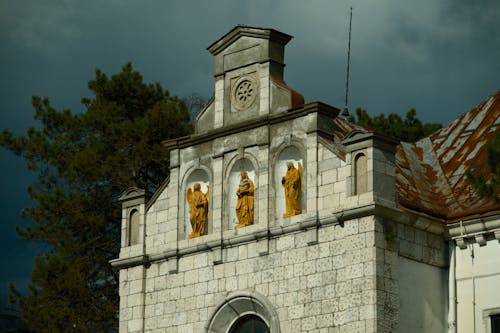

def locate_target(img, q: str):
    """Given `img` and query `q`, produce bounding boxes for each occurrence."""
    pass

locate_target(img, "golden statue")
[235,172,254,228]
[282,161,302,217]
[186,183,209,238]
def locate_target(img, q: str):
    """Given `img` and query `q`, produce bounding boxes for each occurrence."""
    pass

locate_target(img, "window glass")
[492,314,500,333]
[230,315,269,333]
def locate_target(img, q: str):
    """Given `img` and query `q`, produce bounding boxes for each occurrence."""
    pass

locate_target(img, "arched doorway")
[229,314,269,333]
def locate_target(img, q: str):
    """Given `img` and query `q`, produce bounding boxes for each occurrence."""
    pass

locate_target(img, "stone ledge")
[110,255,148,269]
[452,228,500,250]
[163,102,338,151]
[111,203,447,270]
[447,215,500,239]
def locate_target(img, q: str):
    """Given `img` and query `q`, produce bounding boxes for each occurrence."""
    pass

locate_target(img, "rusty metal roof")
[334,118,364,140]
[396,91,500,222]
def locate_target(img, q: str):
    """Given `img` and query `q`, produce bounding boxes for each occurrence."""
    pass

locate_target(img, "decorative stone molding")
[455,238,468,249]
[205,291,280,333]
[475,234,487,246]
[453,230,500,249]
[447,215,500,239]
[482,306,500,333]
[495,230,500,242]
[118,187,150,207]
[232,76,258,111]
[110,254,148,269]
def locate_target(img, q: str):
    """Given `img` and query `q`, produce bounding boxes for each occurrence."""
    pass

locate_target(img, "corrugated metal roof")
[396,91,500,222]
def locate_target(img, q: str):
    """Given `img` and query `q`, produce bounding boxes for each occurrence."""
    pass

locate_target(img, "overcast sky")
[0,0,499,308]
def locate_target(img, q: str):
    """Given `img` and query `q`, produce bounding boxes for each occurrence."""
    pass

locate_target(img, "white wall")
[456,236,500,333]
[399,256,447,333]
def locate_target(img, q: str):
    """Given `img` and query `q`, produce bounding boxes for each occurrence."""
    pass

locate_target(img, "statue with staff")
[282,161,302,217]
[186,183,209,238]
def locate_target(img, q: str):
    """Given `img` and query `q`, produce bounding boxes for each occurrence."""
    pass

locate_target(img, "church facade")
[111,26,500,333]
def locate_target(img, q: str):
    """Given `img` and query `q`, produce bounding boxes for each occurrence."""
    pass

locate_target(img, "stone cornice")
[109,201,447,270]
[446,214,500,249]
[163,102,340,151]
[207,25,292,56]
[110,254,148,269]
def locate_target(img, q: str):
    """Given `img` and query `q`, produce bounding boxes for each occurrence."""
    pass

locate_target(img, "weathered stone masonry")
[111,26,458,333]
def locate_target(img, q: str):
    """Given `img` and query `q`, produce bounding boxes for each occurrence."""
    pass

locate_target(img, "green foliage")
[466,132,500,201]
[184,92,209,121]
[349,108,442,142]
[1,63,191,331]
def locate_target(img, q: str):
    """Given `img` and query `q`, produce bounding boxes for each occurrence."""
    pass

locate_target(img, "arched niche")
[183,168,211,239]
[274,145,305,220]
[128,209,140,246]
[354,152,368,195]
[205,291,280,333]
[226,157,257,230]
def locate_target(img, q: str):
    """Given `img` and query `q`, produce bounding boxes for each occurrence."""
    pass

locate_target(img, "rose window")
[233,77,257,110]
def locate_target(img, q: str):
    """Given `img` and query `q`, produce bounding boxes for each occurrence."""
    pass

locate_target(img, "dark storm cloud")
[0,0,498,306]
[2,0,498,118]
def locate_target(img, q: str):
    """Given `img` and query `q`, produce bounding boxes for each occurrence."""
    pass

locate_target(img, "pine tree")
[1,63,192,331]
[350,108,442,142]
[466,132,500,201]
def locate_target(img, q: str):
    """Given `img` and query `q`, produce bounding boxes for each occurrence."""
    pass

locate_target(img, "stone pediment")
[207,25,292,75]
[118,187,147,202]
[195,25,304,134]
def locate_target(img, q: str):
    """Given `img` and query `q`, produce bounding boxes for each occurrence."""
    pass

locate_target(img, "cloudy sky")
[0,0,499,307]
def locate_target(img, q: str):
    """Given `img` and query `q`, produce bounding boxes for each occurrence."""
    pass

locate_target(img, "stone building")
[110,26,500,333]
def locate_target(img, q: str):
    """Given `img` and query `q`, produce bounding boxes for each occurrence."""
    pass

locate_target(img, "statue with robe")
[282,161,302,217]
[186,183,209,238]
[235,172,254,228]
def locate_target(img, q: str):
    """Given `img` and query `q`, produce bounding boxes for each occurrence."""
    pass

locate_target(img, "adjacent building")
[111,26,500,333]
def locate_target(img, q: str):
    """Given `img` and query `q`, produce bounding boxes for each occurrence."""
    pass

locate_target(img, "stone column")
[214,75,224,128]
[212,156,224,233]
[259,62,270,116]
[258,145,269,228]
[306,133,318,213]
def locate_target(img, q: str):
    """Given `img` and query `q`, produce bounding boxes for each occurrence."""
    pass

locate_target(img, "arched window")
[206,292,280,333]
[128,209,140,246]
[230,314,269,333]
[354,153,367,195]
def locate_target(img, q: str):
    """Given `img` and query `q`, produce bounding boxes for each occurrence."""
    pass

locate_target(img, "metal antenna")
[342,6,353,118]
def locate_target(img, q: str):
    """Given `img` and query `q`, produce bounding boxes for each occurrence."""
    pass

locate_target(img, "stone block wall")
[115,128,409,332]
[111,25,460,333]
[117,211,448,333]
[373,216,447,332]
[132,216,380,333]
[119,265,146,333]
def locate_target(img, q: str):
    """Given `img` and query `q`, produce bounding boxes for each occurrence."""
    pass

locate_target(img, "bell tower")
[196,26,303,134]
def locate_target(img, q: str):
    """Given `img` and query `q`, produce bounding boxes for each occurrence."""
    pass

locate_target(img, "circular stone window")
[232,76,257,110]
